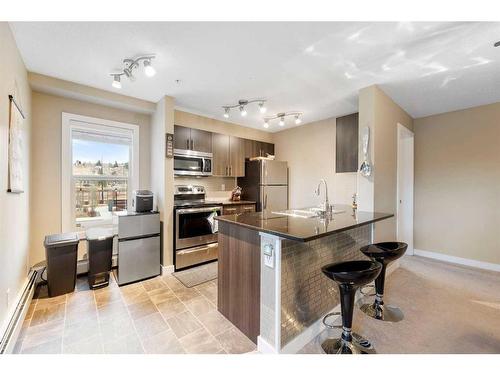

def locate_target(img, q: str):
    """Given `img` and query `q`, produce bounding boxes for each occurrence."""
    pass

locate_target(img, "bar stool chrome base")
[359,302,404,322]
[321,333,376,354]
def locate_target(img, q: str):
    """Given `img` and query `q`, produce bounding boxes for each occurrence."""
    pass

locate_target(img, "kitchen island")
[215,205,393,353]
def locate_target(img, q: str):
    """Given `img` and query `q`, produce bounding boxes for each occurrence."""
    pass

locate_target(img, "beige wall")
[30,91,151,265]
[414,102,500,265]
[0,23,31,331]
[358,85,413,241]
[272,117,357,208]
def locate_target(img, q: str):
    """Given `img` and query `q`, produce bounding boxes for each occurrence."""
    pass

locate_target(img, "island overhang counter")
[214,206,393,354]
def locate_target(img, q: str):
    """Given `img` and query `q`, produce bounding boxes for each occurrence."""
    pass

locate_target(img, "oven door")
[175,206,222,250]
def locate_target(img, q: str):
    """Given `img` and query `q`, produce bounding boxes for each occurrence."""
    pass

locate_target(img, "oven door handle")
[177,244,217,255]
[176,206,222,214]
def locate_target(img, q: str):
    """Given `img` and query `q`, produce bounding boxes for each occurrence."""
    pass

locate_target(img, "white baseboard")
[413,249,500,273]
[161,265,174,275]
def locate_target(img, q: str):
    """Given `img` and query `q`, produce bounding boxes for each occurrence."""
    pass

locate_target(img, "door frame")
[396,123,414,255]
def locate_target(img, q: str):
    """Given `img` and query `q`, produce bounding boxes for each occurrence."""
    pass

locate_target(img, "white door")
[397,124,414,255]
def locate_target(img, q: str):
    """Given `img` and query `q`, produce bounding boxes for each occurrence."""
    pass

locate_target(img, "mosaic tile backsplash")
[280,225,371,346]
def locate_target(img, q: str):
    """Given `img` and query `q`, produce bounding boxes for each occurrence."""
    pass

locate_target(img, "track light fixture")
[263,112,303,128]
[222,99,267,118]
[109,54,156,88]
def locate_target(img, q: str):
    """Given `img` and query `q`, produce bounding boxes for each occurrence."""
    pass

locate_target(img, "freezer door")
[117,235,161,285]
[260,185,288,214]
[260,160,288,185]
[118,213,160,239]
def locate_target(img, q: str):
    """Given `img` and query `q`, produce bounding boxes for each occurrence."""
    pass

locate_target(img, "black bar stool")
[359,242,408,322]
[321,260,382,354]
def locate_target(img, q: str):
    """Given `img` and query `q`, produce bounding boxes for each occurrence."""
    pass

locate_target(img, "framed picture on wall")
[7,93,26,194]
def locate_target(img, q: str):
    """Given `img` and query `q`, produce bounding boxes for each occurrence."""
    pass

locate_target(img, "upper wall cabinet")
[244,139,275,160]
[213,134,245,177]
[174,125,212,154]
[335,113,359,173]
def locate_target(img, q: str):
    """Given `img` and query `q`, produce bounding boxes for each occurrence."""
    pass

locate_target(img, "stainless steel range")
[174,185,221,270]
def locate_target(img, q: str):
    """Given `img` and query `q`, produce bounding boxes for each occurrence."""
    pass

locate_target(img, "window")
[62,113,139,231]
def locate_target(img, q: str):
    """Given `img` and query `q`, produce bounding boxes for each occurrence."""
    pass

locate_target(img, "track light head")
[279,116,285,126]
[144,59,156,77]
[239,106,247,117]
[259,102,267,114]
[111,74,122,89]
[223,108,230,118]
[295,114,302,125]
[263,119,269,128]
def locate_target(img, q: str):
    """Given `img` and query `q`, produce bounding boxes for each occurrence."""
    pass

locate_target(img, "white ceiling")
[9,22,500,131]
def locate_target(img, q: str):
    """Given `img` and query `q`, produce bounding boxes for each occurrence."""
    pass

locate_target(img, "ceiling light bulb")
[239,106,247,117]
[263,120,269,128]
[223,108,230,118]
[295,115,302,125]
[112,75,121,89]
[279,117,285,126]
[259,102,267,114]
[144,59,156,77]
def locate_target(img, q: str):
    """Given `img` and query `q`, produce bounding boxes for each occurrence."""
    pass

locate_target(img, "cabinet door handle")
[186,139,189,149]
[229,165,232,176]
[191,139,194,150]
[264,194,268,209]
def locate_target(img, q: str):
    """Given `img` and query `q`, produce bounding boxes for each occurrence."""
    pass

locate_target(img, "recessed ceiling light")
[223,108,230,118]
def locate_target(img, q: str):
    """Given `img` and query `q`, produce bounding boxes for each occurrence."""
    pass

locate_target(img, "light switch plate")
[263,243,274,268]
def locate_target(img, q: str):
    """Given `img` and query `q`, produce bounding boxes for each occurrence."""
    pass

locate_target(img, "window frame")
[61,112,140,232]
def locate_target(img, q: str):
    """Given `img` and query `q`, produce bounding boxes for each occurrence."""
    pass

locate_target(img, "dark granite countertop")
[215,205,393,242]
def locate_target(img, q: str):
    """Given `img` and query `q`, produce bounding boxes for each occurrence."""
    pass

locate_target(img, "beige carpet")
[300,255,500,354]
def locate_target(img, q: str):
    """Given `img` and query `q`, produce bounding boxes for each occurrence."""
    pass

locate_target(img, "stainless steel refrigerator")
[237,159,288,214]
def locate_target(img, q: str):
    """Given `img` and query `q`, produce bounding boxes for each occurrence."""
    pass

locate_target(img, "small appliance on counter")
[230,186,242,201]
[115,211,161,285]
[174,185,221,271]
[132,190,154,212]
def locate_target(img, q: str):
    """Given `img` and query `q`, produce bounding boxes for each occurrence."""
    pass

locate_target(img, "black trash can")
[86,228,114,289]
[44,232,79,297]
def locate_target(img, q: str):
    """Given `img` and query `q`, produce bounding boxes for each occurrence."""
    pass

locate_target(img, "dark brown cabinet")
[212,134,245,177]
[174,125,212,153]
[244,139,275,160]
[336,113,359,173]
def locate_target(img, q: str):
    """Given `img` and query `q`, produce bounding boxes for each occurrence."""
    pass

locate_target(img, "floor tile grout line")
[119,281,148,354]
[92,280,107,354]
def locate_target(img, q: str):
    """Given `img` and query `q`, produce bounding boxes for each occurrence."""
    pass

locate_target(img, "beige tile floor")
[15,272,256,354]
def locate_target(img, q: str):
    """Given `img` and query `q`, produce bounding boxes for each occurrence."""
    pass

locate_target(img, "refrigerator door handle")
[264,193,268,209]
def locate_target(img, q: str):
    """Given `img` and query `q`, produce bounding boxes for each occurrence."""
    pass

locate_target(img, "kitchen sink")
[272,207,345,218]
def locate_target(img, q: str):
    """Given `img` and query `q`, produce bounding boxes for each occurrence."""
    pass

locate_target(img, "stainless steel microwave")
[174,149,213,176]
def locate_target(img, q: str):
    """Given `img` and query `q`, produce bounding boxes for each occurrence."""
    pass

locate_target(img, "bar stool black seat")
[321,260,382,354]
[359,242,408,322]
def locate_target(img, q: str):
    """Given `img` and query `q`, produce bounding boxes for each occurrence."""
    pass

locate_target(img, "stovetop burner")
[174,185,222,208]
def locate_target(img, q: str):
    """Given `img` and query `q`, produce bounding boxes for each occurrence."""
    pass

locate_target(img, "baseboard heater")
[0,269,38,354]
